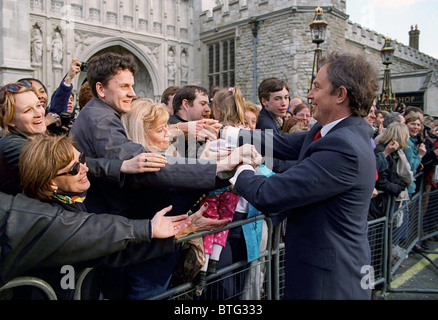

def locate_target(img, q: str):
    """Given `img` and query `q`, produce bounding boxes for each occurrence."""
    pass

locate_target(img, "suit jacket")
[256,108,296,173]
[233,115,375,299]
[70,97,221,217]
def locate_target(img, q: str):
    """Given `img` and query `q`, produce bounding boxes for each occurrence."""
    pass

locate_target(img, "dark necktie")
[313,130,322,142]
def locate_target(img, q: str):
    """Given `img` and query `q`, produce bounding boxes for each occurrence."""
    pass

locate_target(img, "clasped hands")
[200,139,262,173]
[150,202,229,240]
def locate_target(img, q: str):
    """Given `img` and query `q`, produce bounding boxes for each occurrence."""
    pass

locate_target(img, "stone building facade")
[1,0,195,101]
[0,0,437,114]
[197,0,438,114]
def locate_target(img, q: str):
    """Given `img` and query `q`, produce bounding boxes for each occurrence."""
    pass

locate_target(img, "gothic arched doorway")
[77,43,157,100]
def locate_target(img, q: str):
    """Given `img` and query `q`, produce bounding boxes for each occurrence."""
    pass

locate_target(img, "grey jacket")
[70,97,221,216]
[0,192,176,286]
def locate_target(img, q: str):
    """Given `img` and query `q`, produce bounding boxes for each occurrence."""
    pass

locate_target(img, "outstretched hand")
[216,144,262,173]
[120,152,167,174]
[175,203,230,239]
[150,205,192,238]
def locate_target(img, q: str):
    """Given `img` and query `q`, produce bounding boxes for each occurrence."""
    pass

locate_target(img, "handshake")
[200,139,263,174]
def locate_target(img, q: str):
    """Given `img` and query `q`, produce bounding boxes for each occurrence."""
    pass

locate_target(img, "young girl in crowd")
[197,87,247,278]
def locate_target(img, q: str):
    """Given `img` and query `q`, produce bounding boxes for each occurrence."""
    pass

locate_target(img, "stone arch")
[76,37,162,101]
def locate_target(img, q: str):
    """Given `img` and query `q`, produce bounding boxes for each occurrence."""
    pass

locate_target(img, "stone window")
[208,38,235,90]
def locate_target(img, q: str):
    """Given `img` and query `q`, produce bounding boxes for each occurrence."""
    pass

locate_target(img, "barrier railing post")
[270,220,282,300]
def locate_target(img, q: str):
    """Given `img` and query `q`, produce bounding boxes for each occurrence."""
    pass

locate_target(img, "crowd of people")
[0,50,437,300]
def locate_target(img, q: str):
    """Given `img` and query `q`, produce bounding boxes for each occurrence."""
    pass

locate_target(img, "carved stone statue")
[52,32,63,65]
[180,50,188,82]
[167,48,176,81]
[31,27,43,64]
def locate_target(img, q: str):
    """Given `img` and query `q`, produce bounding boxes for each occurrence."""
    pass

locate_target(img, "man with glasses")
[292,103,312,128]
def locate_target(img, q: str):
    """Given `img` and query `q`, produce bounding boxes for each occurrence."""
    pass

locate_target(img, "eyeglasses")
[2,81,32,101]
[295,113,311,118]
[56,153,86,177]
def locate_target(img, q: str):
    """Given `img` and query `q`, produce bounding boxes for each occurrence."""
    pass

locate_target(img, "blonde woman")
[122,98,177,155]
[243,101,260,131]
[370,122,412,219]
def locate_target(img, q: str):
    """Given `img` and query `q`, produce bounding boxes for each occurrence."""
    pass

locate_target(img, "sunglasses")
[2,81,32,101]
[56,153,86,177]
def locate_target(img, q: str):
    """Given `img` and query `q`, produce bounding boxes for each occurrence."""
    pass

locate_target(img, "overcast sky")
[346,0,438,59]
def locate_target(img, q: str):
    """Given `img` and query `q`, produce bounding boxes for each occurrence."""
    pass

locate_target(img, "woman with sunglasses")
[13,134,193,299]
[0,81,167,195]
[19,135,90,211]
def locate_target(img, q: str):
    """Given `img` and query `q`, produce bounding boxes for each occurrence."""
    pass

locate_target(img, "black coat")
[0,192,176,288]
[369,144,407,220]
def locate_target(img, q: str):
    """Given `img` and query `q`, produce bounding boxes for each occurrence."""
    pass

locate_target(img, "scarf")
[52,191,87,212]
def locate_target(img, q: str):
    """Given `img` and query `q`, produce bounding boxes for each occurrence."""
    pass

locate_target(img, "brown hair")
[87,52,138,98]
[78,81,93,109]
[319,52,379,117]
[292,103,312,116]
[244,101,260,117]
[19,135,76,200]
[0,83,37,134]
[161,86,181,105]
[283,117,309,134]
[172,84,208,114]
[404,112,424,141]
[257,77,289,107]
[212,87,246,127]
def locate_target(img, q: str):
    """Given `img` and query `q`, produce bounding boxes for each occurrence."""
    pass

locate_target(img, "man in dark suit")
[224,52,379,299]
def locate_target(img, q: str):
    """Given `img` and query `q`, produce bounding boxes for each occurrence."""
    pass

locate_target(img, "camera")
[60,112,72,127]
[80,62,87,72]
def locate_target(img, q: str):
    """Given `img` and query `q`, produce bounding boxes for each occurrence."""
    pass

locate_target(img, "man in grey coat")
[69,52,254,299]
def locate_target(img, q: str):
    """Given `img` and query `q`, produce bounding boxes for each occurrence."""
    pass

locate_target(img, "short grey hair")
[383,112,402,128]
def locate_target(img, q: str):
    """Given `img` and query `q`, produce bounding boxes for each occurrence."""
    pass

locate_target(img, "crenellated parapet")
[345,20,438,72]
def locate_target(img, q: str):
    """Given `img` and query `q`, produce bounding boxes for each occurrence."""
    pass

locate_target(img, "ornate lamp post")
[378,37,397,111]
[308,6,328,93]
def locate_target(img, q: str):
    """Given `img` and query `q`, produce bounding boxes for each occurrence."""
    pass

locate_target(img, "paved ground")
[383,239,438,300]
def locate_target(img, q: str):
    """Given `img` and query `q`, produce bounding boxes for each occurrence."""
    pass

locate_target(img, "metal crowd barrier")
[148,214,277,300]
[2,172,437,300]
[386,173,438,295]
[146,171,438,300]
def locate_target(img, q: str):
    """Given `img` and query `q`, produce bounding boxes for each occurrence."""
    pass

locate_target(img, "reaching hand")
[150,205,192,239]
[199,139,232,162]
[64,59,81,85]
[175,203,230,239]
[216,144,262,173]
[120,152,167,174]
[45,112,61,126]
[176,120,219,142]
